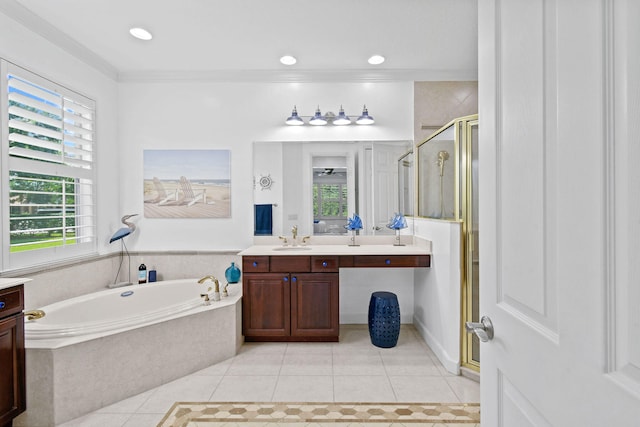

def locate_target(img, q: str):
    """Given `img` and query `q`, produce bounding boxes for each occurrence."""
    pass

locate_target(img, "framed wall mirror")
[253,140,413,237]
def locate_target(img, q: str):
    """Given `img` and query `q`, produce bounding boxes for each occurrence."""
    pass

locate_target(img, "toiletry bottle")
[138,262,147,284]
[148,267,157,283]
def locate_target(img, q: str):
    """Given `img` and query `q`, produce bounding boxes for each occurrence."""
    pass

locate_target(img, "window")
[313,183,348,219]
[2,61,96,269]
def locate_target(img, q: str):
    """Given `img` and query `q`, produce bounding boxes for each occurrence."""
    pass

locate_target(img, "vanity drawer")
[270,256,310,273]
[243,256,270,273]
[311,256,339,272]
[352,255,431,268]
[0,285,24,319]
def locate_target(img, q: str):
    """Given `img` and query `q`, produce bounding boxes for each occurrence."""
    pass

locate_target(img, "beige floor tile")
[445,375,480,402]
[137,375,222,413]
[333,375,396,402]
[226,353,284,376]
[280,353,333,375]
[209,375,278,402]
[95,389,155,413]
[272,375,334,401]
[286,342,334,355]
[57,413,132,427]
[388,375,460,403]
[381,353,442,376]
[333,353,386,376]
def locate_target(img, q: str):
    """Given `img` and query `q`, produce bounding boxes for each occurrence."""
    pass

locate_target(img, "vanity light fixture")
[285,105,374,126]
[285,106,305,125]
[129,27,153,40]
[280,55,297,65]
[333,106,351,125]
[309,106,328,126]
[368,54,385,65]
[356,105,375,125]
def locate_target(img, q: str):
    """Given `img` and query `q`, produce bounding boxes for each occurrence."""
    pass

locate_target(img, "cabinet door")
[290,273,339,338]
[243,273,290,337]
[0,313,25,426]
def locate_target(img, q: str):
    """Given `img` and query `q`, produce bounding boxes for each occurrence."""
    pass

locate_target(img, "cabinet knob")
[283,276,288,282]
[0,302,4,309]
[292,277,297,283]
[253,261,258,267]
[385,259,391,265]
[322,261,328,267]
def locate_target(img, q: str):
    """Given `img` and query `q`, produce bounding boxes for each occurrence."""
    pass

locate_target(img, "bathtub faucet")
[197,275,221,301]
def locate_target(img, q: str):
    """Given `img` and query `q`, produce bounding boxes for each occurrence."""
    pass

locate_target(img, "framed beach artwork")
[143,149,231,218]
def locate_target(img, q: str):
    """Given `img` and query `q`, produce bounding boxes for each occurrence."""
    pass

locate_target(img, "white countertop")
[0,277,31,291]
[239,236,431,256]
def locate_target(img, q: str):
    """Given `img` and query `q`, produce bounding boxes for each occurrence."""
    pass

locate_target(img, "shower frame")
[416,114,480,372]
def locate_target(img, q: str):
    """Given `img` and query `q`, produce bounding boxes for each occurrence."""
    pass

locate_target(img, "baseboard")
[413,315,460,375]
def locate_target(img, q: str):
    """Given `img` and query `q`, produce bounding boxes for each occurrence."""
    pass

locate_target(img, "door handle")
[465,315,494,342]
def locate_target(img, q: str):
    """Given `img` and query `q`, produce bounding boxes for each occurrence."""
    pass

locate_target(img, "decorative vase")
[225,262,241,283]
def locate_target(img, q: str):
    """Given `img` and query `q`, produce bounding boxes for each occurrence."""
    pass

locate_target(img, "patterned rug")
[157,402,480,426]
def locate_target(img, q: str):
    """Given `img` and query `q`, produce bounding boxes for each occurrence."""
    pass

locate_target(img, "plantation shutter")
[4,62,96,264]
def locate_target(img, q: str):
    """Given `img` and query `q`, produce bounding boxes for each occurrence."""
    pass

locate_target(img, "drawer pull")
[322,261,328,267]
[283,277,289,282]
[385,259,391,265]
[0,302,4,309]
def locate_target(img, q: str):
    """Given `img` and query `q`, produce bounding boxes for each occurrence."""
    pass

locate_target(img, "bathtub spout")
[198,275,221,301]
[25,309,46,320]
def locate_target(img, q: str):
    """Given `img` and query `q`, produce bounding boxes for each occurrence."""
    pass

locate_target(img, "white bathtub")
[16,279,243,427]
[25,278,218,341]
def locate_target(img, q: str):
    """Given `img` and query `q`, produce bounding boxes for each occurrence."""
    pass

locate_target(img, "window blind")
[4,62,96,262]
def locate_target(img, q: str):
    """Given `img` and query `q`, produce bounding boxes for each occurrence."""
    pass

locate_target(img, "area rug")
[157,402,480,427]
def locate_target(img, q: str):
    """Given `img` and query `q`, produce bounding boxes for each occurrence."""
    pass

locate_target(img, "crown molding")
[0,0,118,80]
[117,68,478,83]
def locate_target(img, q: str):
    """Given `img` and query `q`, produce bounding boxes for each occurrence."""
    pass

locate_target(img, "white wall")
[0,11,120,259]
[413,217,461,374]
[117,81,413,251]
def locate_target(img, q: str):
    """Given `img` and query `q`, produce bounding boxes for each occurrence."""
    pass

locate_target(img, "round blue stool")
[368,291,401,348]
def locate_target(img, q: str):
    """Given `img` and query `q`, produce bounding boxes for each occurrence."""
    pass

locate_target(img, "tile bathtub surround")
[56,325,480,427]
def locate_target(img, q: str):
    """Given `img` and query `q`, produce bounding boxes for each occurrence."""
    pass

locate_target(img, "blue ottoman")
[368,291,401,348]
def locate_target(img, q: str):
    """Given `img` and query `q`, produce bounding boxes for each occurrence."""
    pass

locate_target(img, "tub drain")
[120,290,134,297]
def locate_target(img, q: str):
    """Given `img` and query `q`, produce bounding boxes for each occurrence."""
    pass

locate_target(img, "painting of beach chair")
[145,177,178,205]
[178,176,207,207]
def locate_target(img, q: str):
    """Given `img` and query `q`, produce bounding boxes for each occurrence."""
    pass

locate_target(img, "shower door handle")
[465,316,494,342]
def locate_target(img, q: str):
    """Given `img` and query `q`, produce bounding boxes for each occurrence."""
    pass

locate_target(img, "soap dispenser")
[138,262,147,284]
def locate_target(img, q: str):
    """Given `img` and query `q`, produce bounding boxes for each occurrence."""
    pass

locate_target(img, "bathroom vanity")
[0,279,27,427]
[240,240,430,342]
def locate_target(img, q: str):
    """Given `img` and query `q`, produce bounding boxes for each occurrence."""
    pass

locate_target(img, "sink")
[272,246,312,251]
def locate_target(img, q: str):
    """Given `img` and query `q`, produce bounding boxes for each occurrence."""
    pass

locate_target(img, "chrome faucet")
[198,275,221,301]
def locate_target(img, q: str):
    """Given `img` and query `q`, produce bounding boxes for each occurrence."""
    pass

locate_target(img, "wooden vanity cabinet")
[242,256,339,342]
[0,285,26,427]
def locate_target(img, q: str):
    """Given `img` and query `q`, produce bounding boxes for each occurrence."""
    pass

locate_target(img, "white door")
[372,143,405,234]
[478,0,640,425]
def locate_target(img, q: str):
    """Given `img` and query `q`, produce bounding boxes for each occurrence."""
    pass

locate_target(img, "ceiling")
[1,0,478,82]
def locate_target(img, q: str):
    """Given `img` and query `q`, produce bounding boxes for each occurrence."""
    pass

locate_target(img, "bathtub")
[25,278,223,341]
[16,279,243,427]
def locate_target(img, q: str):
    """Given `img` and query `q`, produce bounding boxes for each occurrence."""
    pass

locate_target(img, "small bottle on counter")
[138,262,147,284]
[148,267,157,283]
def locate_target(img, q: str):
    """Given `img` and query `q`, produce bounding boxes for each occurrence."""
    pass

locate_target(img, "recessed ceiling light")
[368,54,385,65]
[129,27,153,41]
[280,55,297,65]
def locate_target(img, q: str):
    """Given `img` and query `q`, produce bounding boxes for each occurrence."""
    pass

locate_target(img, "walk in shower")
[417,114,480,372]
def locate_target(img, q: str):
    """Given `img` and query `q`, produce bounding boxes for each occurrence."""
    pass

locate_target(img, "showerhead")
[437,151,450,177]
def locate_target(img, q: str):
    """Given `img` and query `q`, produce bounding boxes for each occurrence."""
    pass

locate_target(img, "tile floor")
[57,325,480,427]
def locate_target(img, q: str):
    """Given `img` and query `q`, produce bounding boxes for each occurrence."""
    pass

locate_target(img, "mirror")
[253,141,413,237]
